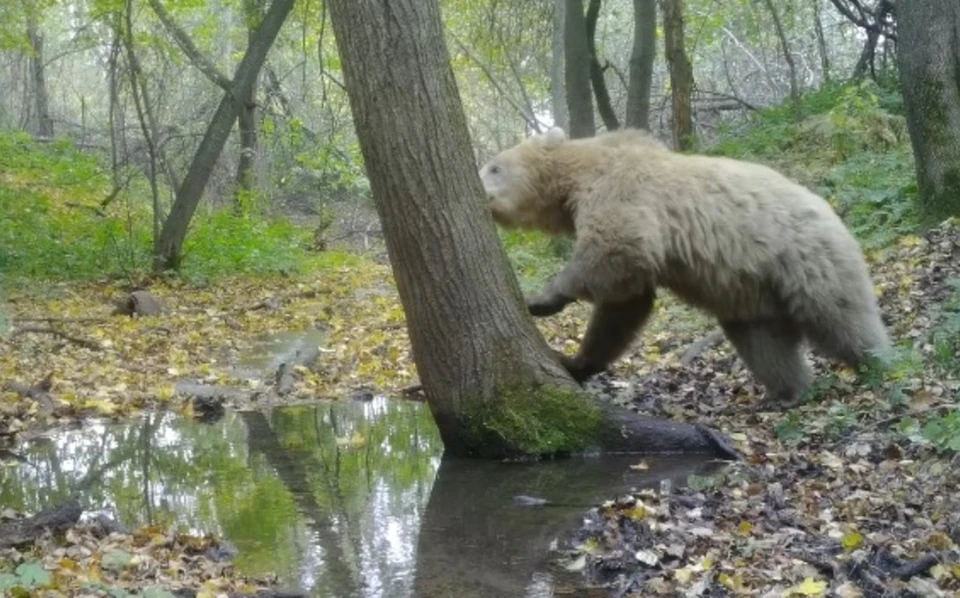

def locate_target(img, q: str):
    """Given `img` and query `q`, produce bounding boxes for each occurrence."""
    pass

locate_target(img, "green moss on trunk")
[458,384,603,459]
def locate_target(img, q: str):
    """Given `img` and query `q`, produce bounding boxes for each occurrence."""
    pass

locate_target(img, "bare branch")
[146,0,233,91]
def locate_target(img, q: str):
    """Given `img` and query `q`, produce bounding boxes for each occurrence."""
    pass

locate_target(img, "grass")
[0,130,362,289]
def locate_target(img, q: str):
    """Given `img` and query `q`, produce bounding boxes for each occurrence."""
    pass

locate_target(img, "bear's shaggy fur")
[479,127,891,406]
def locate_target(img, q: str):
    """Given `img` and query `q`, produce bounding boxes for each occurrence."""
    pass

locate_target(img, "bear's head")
[479,126,571,234]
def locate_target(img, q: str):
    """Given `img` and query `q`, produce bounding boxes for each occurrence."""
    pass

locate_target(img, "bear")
[478,126,891,408]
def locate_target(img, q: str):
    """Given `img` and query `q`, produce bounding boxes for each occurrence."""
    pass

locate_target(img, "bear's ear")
[542,126,566,147]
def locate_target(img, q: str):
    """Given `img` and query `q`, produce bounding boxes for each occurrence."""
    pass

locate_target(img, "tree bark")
[551,0,568,130]
[564,0,596,138]
[662,0,694,149]
[762,0,802,120]
[625,0,656,130]
[25,13,53,138]
[812,0,830,83]
[897,0,960,224]
[154,0,293,271]
[586,0,620,131]
[326,0,738,460]
[235,0,266,200]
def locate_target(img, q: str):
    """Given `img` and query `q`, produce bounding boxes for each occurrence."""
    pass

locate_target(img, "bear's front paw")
[526,293,569,317]
[554,351,603,383]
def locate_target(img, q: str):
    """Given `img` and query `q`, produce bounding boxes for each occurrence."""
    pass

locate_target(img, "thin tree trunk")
[147,0,260,209]
[564,0,595,138]
[897,0,960,223]
[626,0,656,129]
[662,0,694,149]
[551,0,568,130]
[108,27,123,187]
[762,0,802,120]
[586,0,620,131]
[25,14,53,137]
[155,0,294,271]
[852,30,878,80]
[235,0,265,202]
[812,0,830,83]
[121,2,162,255]
[326,0,739,459]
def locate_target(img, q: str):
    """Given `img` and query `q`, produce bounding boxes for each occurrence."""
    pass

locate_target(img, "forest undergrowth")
[1,81,959,596]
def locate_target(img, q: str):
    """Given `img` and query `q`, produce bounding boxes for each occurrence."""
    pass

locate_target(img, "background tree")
[326,0,735,458]
[155,0,294,270]
[662,0,693,149]
[625,0,656,129]
[551,0,568,129]
[564,0,596,138]
[897,0,960,223]
[586,0,620,130]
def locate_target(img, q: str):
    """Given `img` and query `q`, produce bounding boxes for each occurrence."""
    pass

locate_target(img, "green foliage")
[0,131,153,283]
[709,80,918,250]
[919,408,960,454]
[928,279,960,376]
[179,211,310,281]
[0,131,356,287]
[774,411,805,446]
[498,228,569,292]
[0,562,53,593]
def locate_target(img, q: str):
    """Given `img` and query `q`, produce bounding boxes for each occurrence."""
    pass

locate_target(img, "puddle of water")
[228,327,329,379]
[0,398,725,597]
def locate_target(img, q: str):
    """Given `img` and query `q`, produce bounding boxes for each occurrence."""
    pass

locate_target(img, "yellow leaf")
[624,504,647,520]
[737,521,753,535]
[841,529,863,551]
[576,537,602,555]
[786,577,827,596]
[674,567,693,584]
[898,235,922,247]
[719,572,745,591]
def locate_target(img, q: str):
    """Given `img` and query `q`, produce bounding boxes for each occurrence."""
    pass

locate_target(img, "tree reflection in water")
[0,397,723,597]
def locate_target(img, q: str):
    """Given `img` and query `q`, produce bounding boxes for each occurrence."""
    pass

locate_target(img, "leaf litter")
[2,220,960,595]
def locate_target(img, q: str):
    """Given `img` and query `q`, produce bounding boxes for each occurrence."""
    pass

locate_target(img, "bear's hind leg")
[720,319,813,409]
[560,290,656,382]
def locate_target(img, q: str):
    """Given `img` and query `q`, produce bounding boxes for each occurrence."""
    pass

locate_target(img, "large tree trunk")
[550,0,568,130]
[25,14,53,138]
[326,0,738,460]
[564,0,595,138]
[897,0,960,224]
[625,0,656,130]
[586,0,620,131]
[662,0,694,149]
[154,0,293,271]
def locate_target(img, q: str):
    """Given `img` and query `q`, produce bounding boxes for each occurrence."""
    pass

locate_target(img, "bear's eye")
[489,165,501,175]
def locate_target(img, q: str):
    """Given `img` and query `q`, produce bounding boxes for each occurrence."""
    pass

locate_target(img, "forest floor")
[2,217,960,596]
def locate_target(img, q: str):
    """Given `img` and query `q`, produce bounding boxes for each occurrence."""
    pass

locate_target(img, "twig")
[679,329,725,366]
[12,316,108,324]
[64,202,106,217]
[12,326,102,351]
[4,373,55,414]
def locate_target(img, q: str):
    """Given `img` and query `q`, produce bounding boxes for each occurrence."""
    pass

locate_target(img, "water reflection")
[0,398,724,597]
